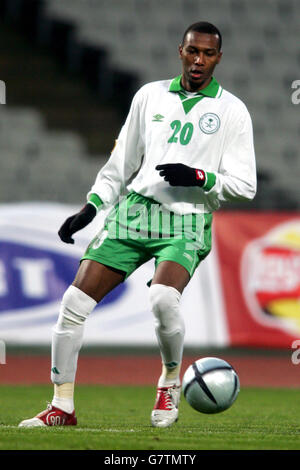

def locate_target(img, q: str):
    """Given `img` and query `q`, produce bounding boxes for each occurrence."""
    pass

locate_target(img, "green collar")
[169,75,220,98]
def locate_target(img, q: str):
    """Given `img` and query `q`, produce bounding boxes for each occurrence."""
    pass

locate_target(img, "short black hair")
[182,22,222,51]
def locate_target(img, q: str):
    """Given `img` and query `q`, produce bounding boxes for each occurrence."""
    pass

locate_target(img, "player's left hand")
[156,163,206,187]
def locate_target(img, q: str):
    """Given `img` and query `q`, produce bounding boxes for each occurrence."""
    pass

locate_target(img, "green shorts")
[81,192,213,280]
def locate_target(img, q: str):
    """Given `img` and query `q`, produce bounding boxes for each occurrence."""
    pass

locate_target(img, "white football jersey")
[88,76,257,215]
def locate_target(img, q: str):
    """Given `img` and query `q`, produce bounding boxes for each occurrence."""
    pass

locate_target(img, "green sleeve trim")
[88,193,103,211]
[203,172,216,191]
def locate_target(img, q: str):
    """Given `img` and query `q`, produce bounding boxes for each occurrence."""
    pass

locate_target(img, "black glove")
[156,163,206,187]
[58,203,97,244]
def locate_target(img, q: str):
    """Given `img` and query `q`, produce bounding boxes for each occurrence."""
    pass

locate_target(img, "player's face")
[179,31,222,92]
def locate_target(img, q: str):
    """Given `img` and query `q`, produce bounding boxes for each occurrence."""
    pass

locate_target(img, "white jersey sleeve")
[87,89,145,206]
[205,104,256,204]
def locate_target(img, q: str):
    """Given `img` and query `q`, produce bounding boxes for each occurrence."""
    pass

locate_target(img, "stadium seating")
[1,0,299,207]
[0,106,104,203]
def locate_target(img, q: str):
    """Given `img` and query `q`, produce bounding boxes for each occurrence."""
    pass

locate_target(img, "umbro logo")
[51,367,60,374]
[152,114,164,122]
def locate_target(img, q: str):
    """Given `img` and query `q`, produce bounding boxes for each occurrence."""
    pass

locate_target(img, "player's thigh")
[72,259,125,303]
[151,260,191,294]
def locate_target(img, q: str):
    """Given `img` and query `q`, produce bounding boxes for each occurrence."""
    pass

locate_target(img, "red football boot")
[151,385,181,428]
[18,403,77,427]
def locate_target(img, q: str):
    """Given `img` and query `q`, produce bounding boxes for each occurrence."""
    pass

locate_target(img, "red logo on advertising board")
[241,220,300,335]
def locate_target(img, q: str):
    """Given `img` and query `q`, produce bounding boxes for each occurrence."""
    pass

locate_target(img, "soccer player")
[19,21,256,428]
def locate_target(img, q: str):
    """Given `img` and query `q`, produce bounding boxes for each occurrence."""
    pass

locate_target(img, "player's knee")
[57,285,97,328]
[149,284,183,334]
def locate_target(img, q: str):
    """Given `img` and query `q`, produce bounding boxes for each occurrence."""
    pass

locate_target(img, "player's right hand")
[58,203,97,244]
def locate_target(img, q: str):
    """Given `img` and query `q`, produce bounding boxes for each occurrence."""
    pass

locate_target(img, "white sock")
[52,383,74,414]
[51,286,97,385]
[158,363,181,388]
[52,396,74,414]
[149,284,185,370]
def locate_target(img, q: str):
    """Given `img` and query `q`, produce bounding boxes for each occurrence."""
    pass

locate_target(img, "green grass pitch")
[0,385,300,450]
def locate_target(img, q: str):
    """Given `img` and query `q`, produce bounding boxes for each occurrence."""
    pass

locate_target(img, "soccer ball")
[182,357,240,414]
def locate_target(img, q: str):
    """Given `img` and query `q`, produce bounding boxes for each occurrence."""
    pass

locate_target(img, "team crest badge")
[199,113,220,134]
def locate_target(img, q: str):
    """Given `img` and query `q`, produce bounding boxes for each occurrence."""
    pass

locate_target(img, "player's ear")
[216,51,223,64]
[178,44,183,58]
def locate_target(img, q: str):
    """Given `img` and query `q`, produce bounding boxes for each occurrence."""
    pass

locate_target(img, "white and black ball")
[182,357,240,414]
